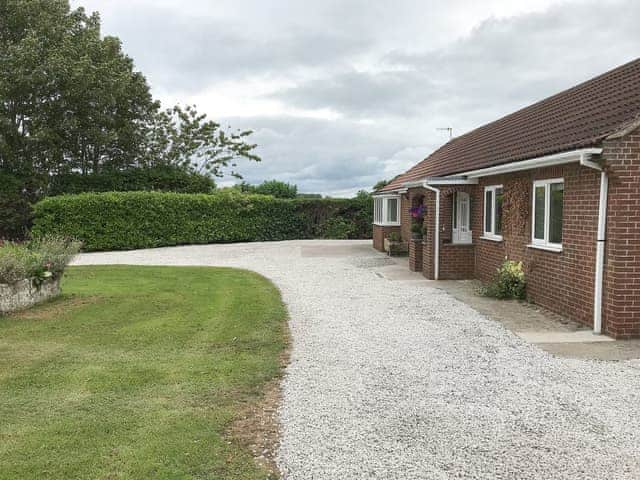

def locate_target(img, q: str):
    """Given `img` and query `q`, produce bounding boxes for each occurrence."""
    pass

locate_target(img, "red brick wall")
[372,224,401,252]
[409,239,423,271]
[602,130,640,338]
[473,163,601,329]
[440,244,475,279]
[381,146,640,337]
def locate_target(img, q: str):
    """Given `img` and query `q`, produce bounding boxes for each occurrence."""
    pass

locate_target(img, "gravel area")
[75,240,640,479]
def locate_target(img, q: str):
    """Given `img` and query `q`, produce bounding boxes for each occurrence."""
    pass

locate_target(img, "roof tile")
[380,58,640,192]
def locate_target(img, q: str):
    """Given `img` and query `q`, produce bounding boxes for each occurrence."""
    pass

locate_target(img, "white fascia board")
[460,148,603,178]
[401,180,425,188]
[397,147,603,188]
[402,178,478,188]
[425,177,479,185]
[372,192,401,197]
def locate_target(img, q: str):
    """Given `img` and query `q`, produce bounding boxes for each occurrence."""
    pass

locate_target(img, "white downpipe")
[424,184,440,280]
[579,152,608,335]
[593,170,608,334]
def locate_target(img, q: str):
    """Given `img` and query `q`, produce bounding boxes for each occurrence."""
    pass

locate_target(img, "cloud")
[270,70,439,117]
[274,0,640,126]
[94,8,370,94]
[221,115,414,195]
[76,0,561,95]
[71,0,640,196]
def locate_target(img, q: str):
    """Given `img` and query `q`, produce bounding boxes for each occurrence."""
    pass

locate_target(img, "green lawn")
[0,266,288,480]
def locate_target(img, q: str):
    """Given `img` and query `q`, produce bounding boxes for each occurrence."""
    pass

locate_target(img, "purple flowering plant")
[409,205,425,219]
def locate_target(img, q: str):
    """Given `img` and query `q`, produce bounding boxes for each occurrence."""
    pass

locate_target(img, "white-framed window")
[373,195,401,226]
[531,178,564,250]
[452,191,472,244]
[483,185,503,240]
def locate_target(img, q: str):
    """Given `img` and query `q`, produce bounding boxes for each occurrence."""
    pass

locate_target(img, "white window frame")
[482,185,503,241]
[530,178,564,251]
[373,195,401,226]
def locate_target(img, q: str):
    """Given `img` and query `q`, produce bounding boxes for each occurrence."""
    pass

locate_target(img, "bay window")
[373,195,401,226]
[483,185,503,240]
[531,178,564,250]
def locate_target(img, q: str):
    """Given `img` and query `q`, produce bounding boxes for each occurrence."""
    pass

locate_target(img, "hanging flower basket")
[409,205,426,219]
[409,205,426,239]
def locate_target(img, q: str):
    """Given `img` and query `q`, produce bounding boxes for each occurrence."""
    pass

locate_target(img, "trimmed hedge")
[32,191,373,251]
[48,166,215,196]
[295,196,373,239]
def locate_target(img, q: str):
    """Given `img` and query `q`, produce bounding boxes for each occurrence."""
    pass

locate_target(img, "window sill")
[373,222,401,227]
[527,243,563,253]
[479,235,503,243]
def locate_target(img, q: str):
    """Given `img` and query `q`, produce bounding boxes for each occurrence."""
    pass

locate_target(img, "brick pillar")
[422,190,436,279]
[373,224,401,252]
[401,195,411,242]
[409,239,423,271]
[602,131,640,338]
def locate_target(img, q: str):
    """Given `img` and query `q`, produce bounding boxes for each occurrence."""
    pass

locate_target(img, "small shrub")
[387,232,401,242]
[0,236,81,285]
[482,259,526,300]
[0,246,29,284]
[27,236,83,276]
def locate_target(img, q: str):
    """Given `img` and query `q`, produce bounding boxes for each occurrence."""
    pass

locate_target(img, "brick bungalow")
[373,58,640,338]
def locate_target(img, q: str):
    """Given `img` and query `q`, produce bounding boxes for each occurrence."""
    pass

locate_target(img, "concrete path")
[75,240,640,479]
[375,257,640,361]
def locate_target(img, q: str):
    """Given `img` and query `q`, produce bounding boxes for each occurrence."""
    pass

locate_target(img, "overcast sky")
[71,0,639,196]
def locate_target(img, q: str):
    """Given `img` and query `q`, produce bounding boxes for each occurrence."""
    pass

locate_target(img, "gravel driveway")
[75,240,640,480]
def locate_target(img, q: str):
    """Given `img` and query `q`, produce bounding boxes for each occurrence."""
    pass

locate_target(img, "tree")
[141,105,260,179]
[240,180,297,198]
[0,171,34,239]
[0,1,261,238]
[0,0,156,183]
[373,179,390,191]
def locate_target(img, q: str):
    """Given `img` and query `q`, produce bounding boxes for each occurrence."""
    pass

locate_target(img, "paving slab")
[516,330,615,344]
[538,340,640,361]
[375,255,640,361]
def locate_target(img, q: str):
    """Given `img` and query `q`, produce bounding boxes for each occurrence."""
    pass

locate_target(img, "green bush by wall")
[32,191,373,251]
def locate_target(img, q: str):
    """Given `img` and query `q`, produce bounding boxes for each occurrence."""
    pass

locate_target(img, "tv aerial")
[437,127,453,139]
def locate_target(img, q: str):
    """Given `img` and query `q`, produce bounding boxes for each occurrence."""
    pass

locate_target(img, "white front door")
[452,192,472,244]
